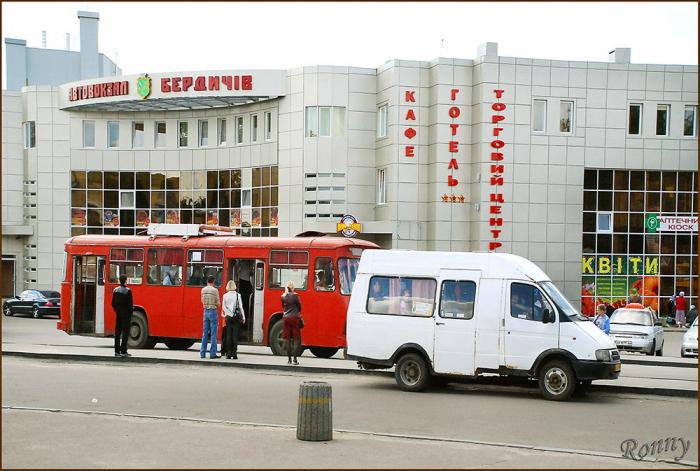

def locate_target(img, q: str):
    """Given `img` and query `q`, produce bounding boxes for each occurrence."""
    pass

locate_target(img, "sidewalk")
[2,341,697,397]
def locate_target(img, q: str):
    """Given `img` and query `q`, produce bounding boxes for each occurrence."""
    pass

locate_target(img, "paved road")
[2,356,698,468]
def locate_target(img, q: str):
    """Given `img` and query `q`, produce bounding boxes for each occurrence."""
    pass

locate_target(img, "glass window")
[147,248,183,286]
[533,99,546,132]
[265,111,272,140]
[218,118,227,145]
[314,257,336,292]
[377,104,388,138]
[319,107,332,137]
[199,119,208,147]
[268,251,309,290]
[560,101,573,133]
[132,122,145,148]
[366,276,437,317]
[251,115,258,143]
[656,104,669,136]
[684,105,697,137]
[597,212,612,233]
[186,249,223,287]
[155,122,166,148]
[628,104,642,135]
[377,168,387,204]
[338,258,359,295]
[236,116,244,144]
[23,121,36,148]
[178,121,188,147]
[333,107,345,136]
[306,107,318,137]
[107,121,119,148]
[120,191,135,209]
[439,281,476,319]
[108,248,144,284]
[510,283,553,322]
[83,120,95,148]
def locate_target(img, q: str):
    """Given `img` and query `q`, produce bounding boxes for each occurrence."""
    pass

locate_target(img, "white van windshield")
[540,281,588,321]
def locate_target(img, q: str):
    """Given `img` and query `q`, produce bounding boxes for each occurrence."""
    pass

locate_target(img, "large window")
[132,122,145,148]
[107,121,119,148]
[338,258,359,295]
[155,122,167,148]
[532,100,546,133]
[439,281,477,320]
[186,249,223,287]
[178,121,188,147]
[628,104,642,135]
[108,248,144,284]
[83,120,95,148]
[218,118,227,145]
[559,101,573,133]
[581,169,698,316]
[510,283,553,322]
[314,257,335,292]
[70,167,279,238]
[269,250,309,290]
[199,120,209,147]
[23,121,36,149]
[377,168,387,204]
[377,104,388,138]
[656,104,670,136]
[305,106,345,137]
[684,105,697,137]
[147,248,183,286]
[366,276,437,317]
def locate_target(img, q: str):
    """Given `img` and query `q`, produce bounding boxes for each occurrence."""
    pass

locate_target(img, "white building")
[2,15,697,315]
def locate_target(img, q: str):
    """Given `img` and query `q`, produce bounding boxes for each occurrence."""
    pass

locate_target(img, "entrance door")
[72,255,98,334]
[502,281,559,370]
[252,260,265,343]
[433,270,480,376]
[95,257,106,334]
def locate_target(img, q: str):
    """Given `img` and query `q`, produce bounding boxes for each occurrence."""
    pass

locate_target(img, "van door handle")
[436,322,445,326]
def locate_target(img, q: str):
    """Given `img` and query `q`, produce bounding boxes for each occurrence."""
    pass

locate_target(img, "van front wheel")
[394,353,431,392]
[538,360,576,401]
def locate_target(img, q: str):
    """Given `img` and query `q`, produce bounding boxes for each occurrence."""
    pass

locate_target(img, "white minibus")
[346,250,621,401]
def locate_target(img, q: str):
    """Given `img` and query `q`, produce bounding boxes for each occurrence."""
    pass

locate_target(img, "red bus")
[58,226,378,357]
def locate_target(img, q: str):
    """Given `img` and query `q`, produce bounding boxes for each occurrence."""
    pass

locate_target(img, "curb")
[4,350,697,398]
[621,358,698,368]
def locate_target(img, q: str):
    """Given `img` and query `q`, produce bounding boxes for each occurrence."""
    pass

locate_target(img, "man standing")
[200,275,221,359]
[675,291,687,329]
[112,274,134,357]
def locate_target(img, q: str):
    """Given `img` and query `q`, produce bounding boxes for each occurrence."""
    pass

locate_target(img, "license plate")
[613,363,621,372]
[616,340,632,345]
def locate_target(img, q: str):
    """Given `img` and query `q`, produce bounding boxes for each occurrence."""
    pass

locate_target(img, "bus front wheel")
[269,320,303,357]
[128,311,156,349]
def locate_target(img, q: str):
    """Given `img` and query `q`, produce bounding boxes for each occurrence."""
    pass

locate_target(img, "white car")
[681,318,698,358]
[609,308,664,356]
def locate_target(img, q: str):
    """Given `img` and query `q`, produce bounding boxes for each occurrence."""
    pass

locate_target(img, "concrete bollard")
[296,381,333,441]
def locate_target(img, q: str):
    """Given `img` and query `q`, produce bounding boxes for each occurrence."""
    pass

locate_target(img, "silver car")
[681,318,698,358]
[609,308,664,356]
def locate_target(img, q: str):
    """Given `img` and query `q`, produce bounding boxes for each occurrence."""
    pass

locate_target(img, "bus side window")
[314,257,335,292]
[109,248,144,284]
[187,249,223,287]
[147,248,183,286]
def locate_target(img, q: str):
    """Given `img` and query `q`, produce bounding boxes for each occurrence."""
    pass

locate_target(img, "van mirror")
[542,309,554,324]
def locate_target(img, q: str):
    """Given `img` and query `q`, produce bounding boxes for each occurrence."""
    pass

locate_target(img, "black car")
[3,290,61,318]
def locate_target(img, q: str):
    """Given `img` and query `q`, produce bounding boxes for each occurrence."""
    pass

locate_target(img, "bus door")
[226,258,264,344]
[95,257,106,334]
[182,249,225,340]
[71,255,103,334]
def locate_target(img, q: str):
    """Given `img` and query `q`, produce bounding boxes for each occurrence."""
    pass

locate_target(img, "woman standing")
[281,281,302,365]
[222,280,245,360]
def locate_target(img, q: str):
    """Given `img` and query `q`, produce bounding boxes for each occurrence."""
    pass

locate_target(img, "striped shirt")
[201,285,221,310]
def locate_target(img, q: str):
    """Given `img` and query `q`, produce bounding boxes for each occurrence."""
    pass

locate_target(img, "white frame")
[532,100,547,133]
[178,121,188,148]
[559,100,574,134]
[82,120,95,148]
[377,103,388,138]
[251,114,258,143]
[596,211,612,234]
[319,106,332,137]
[264,111,272,141]
[218,118,227,146]
[683,105,697,137]
[198,119,209,147]
[107,121,120,148]
[305,106,319,137]
[132,121,145,148]
[656,104,670,136]
[628,103,643,136]
[154,121,167,148]
[377,168,387,205]
[236,116,244,144]
[23,121,36,149]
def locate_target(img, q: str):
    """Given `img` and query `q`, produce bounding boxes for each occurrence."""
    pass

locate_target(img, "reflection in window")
[440,281,476,319]
[656,104,669,136]
[186,249,223,287]
[628,104,642,135]
[684,105,697,137]
[511,283,552,321]
[560,101,573,133]
[109,248,144,284]
[133,122,145,148]
[147,248,183,286]
[533,99,546,132]
[314,257,335,292]
[366,276,437,316]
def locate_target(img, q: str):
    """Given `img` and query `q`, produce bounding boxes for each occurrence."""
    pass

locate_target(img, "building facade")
[2,39,697,314]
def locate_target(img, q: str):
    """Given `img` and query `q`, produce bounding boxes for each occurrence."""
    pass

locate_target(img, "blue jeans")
[200,308,219,357]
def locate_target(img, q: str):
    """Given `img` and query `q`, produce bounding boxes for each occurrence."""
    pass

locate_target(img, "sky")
[2,2,698,88]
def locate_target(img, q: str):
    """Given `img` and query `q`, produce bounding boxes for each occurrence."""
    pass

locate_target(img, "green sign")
[645,213,659,233]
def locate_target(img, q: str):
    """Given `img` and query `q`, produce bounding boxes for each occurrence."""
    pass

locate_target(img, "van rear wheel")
[394,353,431,392]
[538,360,576,401]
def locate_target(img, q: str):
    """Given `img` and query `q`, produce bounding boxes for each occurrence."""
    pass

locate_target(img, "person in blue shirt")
[593,304,610,335]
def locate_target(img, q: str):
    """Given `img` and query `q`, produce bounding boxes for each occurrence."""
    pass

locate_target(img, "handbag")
[234,293,244,322]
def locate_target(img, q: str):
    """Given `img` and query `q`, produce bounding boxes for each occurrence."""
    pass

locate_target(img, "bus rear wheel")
[309,347,339,358]
[128,311,156,349]
[164,338,195,350]
[269,320,303,357]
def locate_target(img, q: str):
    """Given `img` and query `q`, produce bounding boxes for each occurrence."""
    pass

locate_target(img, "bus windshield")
[338,258,359,295]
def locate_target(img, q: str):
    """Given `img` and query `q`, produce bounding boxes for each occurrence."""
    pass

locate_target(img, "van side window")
[439,281,476,320]
[366,276,436,317]
[510,283,553,321]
